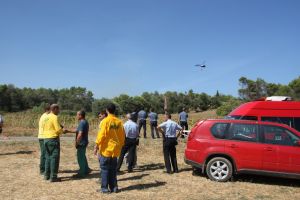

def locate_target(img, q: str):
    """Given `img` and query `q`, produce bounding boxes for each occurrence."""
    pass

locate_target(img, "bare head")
[77,110,85,120]
[98,110,107,121]
[50,104,60,115]
[126,113,132,120]
[164,113,171,121]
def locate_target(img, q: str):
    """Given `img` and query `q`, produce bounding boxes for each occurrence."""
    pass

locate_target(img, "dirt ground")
[0,138,300,200]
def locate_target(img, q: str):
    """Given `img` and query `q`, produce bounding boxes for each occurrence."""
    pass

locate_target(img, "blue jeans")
[99,156,118,191]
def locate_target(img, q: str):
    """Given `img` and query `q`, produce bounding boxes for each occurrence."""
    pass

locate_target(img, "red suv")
[184,119,300,182]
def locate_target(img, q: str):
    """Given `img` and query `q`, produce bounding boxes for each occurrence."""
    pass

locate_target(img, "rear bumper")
[184,157,203,169]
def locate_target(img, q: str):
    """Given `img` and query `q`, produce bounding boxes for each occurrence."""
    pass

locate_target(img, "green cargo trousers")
[77,145,90,176]
[39,139,46,174]
[44,138,60,180]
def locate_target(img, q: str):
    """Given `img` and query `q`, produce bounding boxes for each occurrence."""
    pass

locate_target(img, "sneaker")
[49,178,61,182]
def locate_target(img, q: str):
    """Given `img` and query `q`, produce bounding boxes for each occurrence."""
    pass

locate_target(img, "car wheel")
[206,157,233,182]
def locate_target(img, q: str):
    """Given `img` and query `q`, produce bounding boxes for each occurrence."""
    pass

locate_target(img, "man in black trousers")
[117,113,139,173]
[158,113,183,174]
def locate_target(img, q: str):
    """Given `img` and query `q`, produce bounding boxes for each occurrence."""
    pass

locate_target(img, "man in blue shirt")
[158,113,183,174]
[66,110,91,178]
[138,108,147,138]
[179,108,189,131]
[148,109,160,139]
[117,113,139,172]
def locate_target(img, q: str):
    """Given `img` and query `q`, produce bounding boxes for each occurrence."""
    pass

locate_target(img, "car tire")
[206,157,233,182]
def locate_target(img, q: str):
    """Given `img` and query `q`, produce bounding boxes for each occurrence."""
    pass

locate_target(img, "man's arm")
[176,124,183,138]
[94,120,106,155]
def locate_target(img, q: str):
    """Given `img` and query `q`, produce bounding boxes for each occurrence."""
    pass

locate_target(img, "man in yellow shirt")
[43,104,65,182]
[94,103,125,193]
[38,104,50,175]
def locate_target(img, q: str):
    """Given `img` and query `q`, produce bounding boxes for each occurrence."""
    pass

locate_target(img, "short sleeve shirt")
[179,111,188,122]
[77,119,89,146]
[138,110,147,120]
[148,112,158,122]
[124,120,139,139]
[158,119,182,138]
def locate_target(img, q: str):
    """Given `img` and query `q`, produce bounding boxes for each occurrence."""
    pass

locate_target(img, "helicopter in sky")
[195,61,206,69]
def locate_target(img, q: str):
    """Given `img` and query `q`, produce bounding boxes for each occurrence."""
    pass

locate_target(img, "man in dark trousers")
[116,113,139,173]
[148,109,160,139]
[158,113,183,174]
[138,108,147,138]
[94,103,125,193]
[179,108,189,130]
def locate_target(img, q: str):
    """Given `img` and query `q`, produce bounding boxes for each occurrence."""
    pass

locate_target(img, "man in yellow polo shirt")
[94,103,125,193]
[43,104,65,182]
[38,103,50,175]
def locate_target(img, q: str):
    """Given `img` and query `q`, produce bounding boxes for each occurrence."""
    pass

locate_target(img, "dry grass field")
[1,137,300,200]
[1,110,218,137]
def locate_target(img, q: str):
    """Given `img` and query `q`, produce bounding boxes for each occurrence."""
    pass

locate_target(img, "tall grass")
[2,110,219,136]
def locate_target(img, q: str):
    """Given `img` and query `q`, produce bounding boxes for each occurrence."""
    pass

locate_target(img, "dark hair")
[78,110,86,118]
[165,113,171,119]
[50,104,59,111]
[106,103,116,114]
[98,110,107,117]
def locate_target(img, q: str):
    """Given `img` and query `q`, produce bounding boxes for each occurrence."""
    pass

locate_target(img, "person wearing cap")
[158,113,183,174]
[38,103,51,175]
[179,108,189,131]
[43,104,66,182]
[138,108,147,138]
[116,113,139,173]
[65,110,91,178]
[148,109,160,139]
[94,103,125,193]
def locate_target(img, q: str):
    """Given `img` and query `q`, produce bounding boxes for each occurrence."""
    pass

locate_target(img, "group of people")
[134,108,189,139]
[38,103,189,193]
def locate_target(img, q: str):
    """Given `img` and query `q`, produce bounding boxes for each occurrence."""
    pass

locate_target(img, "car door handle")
[264,147,273,151]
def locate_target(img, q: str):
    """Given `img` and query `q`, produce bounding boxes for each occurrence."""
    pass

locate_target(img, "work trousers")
[77,145,90,176]
[138,119,147,138]
[39,139,46,174]
[117,138,137,171]
[150,121,160,139]
[44,138,60,179]
[180,121,188,130]
[163,138,178,173]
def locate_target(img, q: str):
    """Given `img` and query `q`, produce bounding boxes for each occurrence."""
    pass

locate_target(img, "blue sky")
[0,0,299,98]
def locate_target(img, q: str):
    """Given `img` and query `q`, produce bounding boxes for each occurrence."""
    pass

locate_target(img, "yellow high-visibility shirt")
[95,114,125,158]
[43,113,63,139]
[38,112,49,139]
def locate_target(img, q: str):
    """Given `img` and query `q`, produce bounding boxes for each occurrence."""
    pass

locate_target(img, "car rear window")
[211,123,229,139]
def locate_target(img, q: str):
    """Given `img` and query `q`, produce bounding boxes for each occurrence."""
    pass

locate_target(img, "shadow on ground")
[234,174,300,187]
[0,150,35,156]
[120,180,166,191]
[135,163,165,172]
[192,170,300,187]
[118,173,150,181]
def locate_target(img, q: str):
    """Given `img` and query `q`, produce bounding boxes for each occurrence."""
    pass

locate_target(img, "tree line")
[0,76,299,116]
